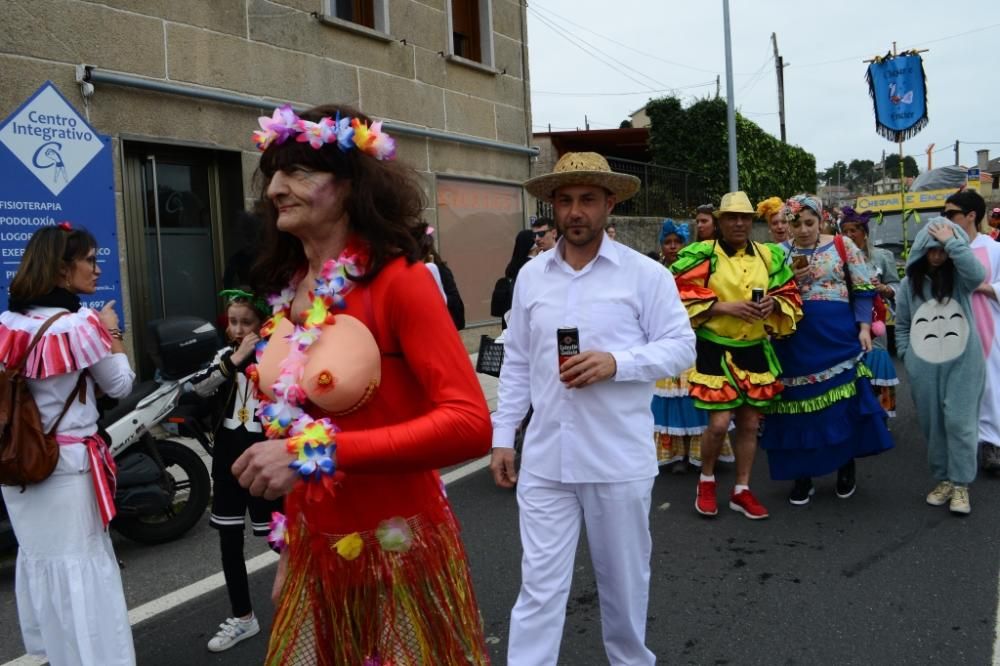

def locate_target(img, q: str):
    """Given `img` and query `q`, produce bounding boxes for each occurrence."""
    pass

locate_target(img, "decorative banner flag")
[865,53,928,142]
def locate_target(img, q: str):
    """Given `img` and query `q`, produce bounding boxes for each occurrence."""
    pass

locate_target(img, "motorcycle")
[1,316,220,549]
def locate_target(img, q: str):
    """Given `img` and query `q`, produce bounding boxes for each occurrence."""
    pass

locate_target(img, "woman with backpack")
[759,195,894,506]
[0,225,136,665]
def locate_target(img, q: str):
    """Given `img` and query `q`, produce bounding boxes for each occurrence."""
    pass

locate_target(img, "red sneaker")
[695,479,718,516]
[729,489,769,520]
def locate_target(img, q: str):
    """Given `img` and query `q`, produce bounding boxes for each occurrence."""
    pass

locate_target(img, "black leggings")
[219,529,252,618]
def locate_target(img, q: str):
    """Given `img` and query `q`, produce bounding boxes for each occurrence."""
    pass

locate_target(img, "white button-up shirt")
[492,235,696,483]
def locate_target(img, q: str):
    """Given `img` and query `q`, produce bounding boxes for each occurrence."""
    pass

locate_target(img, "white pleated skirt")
[2,445,135,666]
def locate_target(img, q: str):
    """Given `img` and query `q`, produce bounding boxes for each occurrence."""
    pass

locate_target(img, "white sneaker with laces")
[925,481,953,506]
[949,485,971,515]
[207,615,260,652]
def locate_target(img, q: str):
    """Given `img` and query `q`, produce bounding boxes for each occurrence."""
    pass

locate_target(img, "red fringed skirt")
[266,511,490,665]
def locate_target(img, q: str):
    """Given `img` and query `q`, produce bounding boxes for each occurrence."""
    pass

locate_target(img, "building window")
[335,0,374,28]
[324,0,389,34]
[447,0,494,68]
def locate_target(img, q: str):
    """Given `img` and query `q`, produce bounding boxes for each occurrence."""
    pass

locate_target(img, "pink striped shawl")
[0,309,113,378]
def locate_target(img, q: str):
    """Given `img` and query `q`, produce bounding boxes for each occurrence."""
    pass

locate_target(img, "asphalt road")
[3,365,1000,665]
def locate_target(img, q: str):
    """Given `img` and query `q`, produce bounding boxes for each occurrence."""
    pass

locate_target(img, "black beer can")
[557,327,580,367]
[751,288,765,303]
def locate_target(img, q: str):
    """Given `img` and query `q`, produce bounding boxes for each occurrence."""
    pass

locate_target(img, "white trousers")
[508,470,656,666]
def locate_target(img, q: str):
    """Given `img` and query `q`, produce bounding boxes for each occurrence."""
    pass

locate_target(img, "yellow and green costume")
[671,239,803,410]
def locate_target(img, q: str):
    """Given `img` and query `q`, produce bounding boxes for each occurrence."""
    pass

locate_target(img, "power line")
[533,81,717,96]
[528,8,670,90]
[794,22,1000,68]
[530,1,755,76]
[735,43,774,97]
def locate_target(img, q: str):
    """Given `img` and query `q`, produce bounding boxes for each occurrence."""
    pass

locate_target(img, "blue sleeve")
[853,291,874,324]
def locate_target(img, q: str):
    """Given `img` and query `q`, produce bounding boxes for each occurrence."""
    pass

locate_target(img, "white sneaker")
[949,485,971,515]
[207,615,260,652]
[925,481,953,506]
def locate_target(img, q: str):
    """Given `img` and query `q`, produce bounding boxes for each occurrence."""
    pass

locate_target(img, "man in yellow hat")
[671,191,803,521]
[490,152,696,664]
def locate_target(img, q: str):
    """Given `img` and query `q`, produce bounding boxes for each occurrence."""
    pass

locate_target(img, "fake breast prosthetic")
[257,315,381,416]
[910,298,971,364]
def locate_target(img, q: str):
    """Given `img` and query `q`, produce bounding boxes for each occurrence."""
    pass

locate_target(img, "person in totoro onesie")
[896,218,986,516]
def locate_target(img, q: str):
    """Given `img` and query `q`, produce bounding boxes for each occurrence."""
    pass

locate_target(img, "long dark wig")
[250,104,427,296]
[907,254,955,303]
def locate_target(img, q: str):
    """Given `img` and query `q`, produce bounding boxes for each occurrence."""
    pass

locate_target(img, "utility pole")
[771,32,787,143]
[584,115,590,131]
[954,140,960,166]
[722,0,738,191]
[716,75,720,98]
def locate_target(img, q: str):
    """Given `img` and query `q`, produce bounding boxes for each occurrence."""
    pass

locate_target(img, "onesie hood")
[905,217,970,268]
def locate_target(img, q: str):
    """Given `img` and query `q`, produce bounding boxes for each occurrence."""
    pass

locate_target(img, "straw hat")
[716,191,756,216]
[525,152,640,202]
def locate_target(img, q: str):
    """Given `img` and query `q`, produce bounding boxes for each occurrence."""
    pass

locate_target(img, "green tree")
[847,159,876,192]
[646,96,816,209]
[884,154,920,178]
[820,161,849,187]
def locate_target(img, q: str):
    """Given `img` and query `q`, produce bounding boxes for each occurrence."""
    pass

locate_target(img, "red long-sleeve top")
[282,256,492,535]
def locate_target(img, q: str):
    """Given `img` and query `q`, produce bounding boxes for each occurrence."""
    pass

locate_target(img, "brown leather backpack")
[0,312,88,487]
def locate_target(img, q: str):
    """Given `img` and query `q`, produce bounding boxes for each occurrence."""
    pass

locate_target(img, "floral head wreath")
[782,194,823,223]
[219,288,270,319]
[252,104,396,161]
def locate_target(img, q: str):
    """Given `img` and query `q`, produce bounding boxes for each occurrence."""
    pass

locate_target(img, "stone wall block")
[0,0,165,77]
[388,0,446,52]
[495,103,527,146]
[359,69,444,129]
[430,142,529,182]
[90,0,247,36]
[167,24,359,106]
[393,134,430,172]
[414,0,445,11]
[492,0,523,40]
[0,58,79,118]
[260,0,317,12]
[414,49,523,108]
[91,86,258,149]
[249,0,414,79]
[493,34,523,80]
[444,92,496,139]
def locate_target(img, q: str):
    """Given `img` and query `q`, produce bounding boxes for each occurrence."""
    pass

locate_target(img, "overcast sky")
[526,0,1000,173]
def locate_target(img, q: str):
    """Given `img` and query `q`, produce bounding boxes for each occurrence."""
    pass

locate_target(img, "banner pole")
[899,140,908,258]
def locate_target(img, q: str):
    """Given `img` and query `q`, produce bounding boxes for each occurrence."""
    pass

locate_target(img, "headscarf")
[756,196,783,221]
[782,194,823,221]
[659,218,690,244]
[839,206,873,234]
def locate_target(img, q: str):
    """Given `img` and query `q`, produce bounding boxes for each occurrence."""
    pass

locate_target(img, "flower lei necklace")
[248,247,362,482]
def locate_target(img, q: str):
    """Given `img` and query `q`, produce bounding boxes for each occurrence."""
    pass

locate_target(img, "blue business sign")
[0,81,121,320]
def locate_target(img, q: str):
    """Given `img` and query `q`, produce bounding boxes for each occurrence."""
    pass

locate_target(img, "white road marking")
[993,567,1000,665]
[127,549,279,626]
[1,455,494,666]
[441,455,491,485]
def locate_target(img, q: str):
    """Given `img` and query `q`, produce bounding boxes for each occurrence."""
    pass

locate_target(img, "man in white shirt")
[491,152,696,665]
